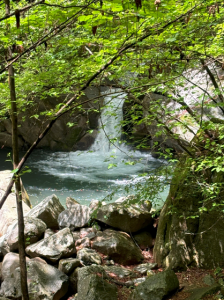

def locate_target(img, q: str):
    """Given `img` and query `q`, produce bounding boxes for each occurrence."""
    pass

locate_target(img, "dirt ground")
[106,249,223,300]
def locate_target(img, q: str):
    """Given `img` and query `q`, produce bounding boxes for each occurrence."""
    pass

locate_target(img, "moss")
[154,154,224,270]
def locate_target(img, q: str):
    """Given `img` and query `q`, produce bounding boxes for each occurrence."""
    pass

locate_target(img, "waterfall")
[91,89,127,152]
[10,88,164,207]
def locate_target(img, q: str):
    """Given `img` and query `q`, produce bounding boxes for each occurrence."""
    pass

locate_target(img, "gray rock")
[126,277,148,287]
[129,269,179,300]
[0,262,2,282]
[44,228,55,239]
[66,197,80,209]
[95,201,152,233]
[26,227,76,263]
[77,248,102,266]
[91,229,144,265]
[133,231,154,250]
[85,232,96,240]
[58,204,90,231]
[73,231,81,242]
[69,268,80,293]
[105,260,115,266]
[26,194,64,229]
[133,277,147,285]
[1,252,30,280]
[89,200,100,212]
[75,237,90,249]
[0,259,69,300]
[7,217,47,251]
[76,265,118,300]
[203,274,216,286]
[80,227,95,238]
[104,265,134,278]
[134,263,158,275]
[0,235,9,258]
[186,284,221,300]
[58,258,81,275]
[0,171,30,236]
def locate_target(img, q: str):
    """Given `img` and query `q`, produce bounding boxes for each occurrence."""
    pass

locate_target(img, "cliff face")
[0,86,103,151]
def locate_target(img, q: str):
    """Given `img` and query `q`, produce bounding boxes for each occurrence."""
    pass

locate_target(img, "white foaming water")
[0,89,167,207]
[91,89,128,152]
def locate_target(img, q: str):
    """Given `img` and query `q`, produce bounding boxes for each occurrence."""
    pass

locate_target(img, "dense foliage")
[1,0,224,208]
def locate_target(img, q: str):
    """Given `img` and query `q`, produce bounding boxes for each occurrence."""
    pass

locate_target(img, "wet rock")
[26,227,76,263]
[91,229,144,265]
[58,258,81,275]
[95,201,152,233]
[129,269,179,300]
[0,258,69,300]
[7,217,47,251]
[76,265,118,300]
[26,194,64,229]
[58,205,90,231]
[77,248,102,266]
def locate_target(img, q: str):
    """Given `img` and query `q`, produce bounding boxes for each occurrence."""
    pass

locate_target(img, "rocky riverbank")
[0,184,181,300]
[0,171,224,299]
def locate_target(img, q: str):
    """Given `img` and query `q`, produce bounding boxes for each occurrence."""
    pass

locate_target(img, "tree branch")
[0,0,204,207]
[0,0,45,22]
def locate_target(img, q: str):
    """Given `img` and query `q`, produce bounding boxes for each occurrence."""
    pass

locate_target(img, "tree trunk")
[5,1,29,299]
[154,156,224,270]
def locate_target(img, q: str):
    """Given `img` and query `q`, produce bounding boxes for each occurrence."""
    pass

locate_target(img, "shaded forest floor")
[102,249,223,300]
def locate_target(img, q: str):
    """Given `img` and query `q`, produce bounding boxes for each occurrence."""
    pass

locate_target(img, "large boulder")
[94,201,152,233]
[26,227,76,263]
[26,194,64,229]
[91,229,144,265]
[66,197,80,209]
[7,217,47,251]
[1,252,30,280]
[76,265,118,300]
[129,269,179,300]
[0,170,31,236]
[58,204,90,231]
[0,258,68,300]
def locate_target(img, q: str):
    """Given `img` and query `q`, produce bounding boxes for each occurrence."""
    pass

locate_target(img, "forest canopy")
[1,0,224,204]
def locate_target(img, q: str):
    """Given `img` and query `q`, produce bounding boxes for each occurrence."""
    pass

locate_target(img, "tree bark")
[5,1,29,299]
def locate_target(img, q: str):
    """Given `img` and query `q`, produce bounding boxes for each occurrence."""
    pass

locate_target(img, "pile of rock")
[0,194,179,300]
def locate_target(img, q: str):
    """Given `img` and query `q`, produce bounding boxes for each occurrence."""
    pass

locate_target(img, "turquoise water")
[0,147,169,208]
